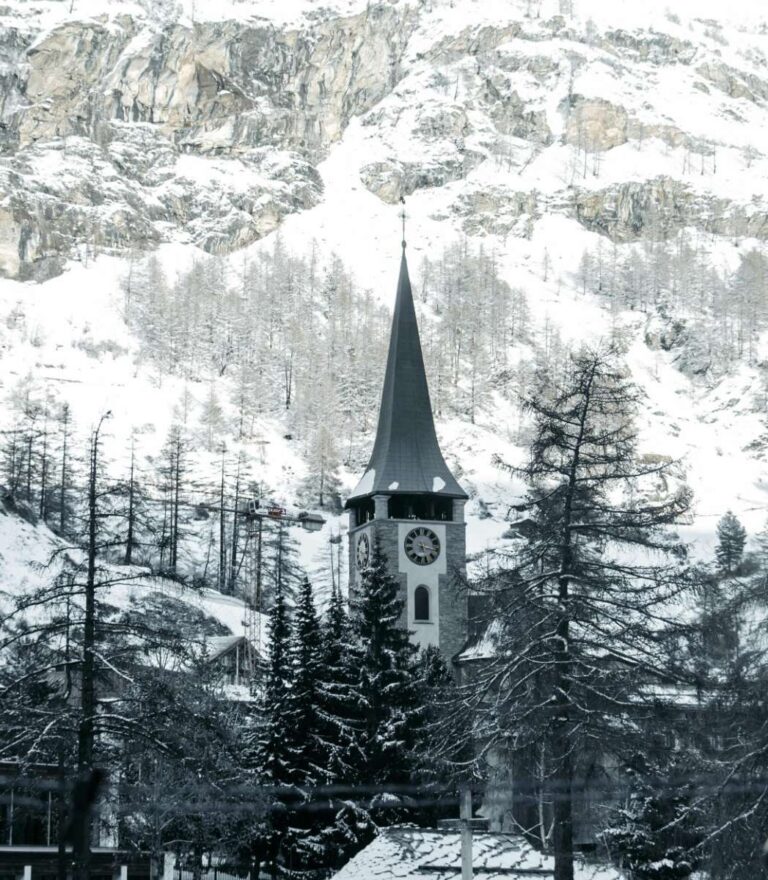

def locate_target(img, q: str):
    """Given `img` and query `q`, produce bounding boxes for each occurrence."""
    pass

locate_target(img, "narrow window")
[414,585,430,621]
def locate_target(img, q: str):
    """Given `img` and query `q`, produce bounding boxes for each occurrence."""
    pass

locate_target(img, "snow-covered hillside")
[3,0,768,618]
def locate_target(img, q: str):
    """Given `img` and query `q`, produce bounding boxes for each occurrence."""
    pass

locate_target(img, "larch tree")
[440,345,692,880]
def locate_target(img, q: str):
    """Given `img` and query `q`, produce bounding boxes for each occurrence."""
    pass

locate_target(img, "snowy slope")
[2,0,768,614]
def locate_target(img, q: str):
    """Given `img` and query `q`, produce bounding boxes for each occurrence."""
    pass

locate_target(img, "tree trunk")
[125,442,135,565]
[551,363,596,880]
[229,457,241,594]
[74,419,105,880]
[39,416,49,521]
[59,406,70,536]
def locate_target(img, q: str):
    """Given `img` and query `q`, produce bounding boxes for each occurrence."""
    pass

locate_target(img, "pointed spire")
[346,247,467,504]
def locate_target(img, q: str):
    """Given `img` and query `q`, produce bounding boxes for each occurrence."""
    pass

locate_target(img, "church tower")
[345,244,468,660]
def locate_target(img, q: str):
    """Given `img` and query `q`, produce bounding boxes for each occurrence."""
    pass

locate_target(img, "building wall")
[348,510,467,661]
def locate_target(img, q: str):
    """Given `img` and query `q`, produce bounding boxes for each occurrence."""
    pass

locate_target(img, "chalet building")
[206,636,260,689]
[346,243,469,660]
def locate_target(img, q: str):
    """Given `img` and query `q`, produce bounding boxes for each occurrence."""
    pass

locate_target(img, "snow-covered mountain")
[3,0,768,628]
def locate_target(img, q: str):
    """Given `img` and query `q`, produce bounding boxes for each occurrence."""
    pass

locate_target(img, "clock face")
[404,527,440,566]
[356,533,370,570]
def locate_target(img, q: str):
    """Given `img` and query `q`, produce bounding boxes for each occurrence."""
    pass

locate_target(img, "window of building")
[414,585,430,622]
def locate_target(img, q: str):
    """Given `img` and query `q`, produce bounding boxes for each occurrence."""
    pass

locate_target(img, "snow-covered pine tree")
[280,577,331,876]
[254,577,298,877]
[715,510,747,575]
[287,578,324,783]
[602,759,703,880]
[258,578,294,787]
[261,519,304,608]
[350,538,424,817]
[304,584,372,875]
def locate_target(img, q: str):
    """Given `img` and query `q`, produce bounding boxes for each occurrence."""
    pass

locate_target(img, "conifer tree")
[306,585,372,875]
[602,759,703,880]
[318,584,364,783]
[259,579,294,787]
[256,579,295,878]
[716,510,747,575]
[281,578,330,876]
[351,540,423,807]
[440,346,692,880]
[261,520,304,607]
[289,577,324,786]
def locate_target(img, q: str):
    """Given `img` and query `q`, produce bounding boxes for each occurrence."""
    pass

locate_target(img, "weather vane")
[399,195,406,250]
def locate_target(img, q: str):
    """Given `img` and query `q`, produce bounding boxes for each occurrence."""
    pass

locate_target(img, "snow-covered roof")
[331,827,623,880]
[206,635,247,661]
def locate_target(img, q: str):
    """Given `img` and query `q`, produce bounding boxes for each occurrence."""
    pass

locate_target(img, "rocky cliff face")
[0,4,414,278]
[2,1,768,280]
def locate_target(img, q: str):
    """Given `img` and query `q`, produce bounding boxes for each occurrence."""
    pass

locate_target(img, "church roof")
[346,248,467,506]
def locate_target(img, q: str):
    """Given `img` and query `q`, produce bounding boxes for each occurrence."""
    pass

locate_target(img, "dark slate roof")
[346,249,467,506]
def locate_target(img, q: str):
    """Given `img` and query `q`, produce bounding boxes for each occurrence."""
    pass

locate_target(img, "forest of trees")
[121,237,530,492]
[577,231,768,374]
[0,420,450,879]
[0,371,311,607]
[6,343,768,880]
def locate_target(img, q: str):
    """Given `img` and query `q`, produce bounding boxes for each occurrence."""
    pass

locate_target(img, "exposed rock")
[0,24,31,154]
[0,5,413,277]
[571,177,768,242]
[360,149,484,204]
[696,60,768,104]
[16,7,416,157]
[490,50,561,80]
[600,29,696,64]
[564,97,629,151]
[564,96,689,151]
[414,104,470,141]
[0,135,321,280]
[483,79,552,145]
[426,23,524,65]
[450,187,540,237]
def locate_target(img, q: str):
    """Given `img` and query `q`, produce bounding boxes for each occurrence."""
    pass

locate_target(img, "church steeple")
[346,235,468,662]
[346,248,467,505]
